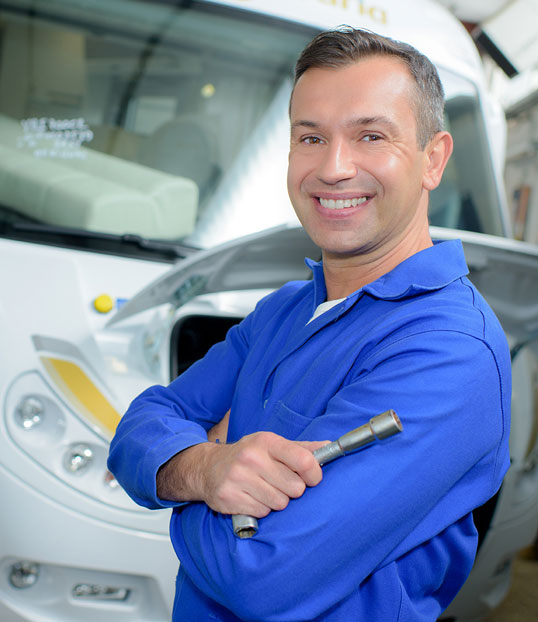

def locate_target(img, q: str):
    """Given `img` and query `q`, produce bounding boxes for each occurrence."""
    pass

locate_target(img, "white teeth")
[319,197,368,209]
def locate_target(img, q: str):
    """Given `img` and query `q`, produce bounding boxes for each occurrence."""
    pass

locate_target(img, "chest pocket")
[260,400,313,440]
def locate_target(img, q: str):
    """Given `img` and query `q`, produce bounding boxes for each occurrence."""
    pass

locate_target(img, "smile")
[318,197,369,209]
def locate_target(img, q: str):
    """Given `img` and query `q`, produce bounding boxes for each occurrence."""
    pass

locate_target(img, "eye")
[301,135,323,145]
[362,134,382,142]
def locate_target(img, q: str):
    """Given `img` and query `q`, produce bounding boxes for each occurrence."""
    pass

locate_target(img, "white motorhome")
[0,1,536,621]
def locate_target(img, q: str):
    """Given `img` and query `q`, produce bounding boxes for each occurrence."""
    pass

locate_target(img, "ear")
[422,131,453,191]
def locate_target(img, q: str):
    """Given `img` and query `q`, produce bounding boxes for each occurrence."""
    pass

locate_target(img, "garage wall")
[504,103,538,244]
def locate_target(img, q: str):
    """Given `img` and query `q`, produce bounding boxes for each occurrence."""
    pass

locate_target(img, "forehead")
[290,56,418,126]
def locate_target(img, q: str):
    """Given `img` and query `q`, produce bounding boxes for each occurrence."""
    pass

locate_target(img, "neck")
[322,224,433,301]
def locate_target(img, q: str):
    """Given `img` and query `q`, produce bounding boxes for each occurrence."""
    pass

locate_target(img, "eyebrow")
[291,116,399,133]
[290,120,319,131]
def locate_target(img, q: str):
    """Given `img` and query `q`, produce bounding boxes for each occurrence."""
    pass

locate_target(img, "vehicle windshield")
[0,0,505,258]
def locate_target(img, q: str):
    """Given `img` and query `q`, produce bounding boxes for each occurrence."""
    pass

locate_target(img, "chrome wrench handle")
[232,409,402,538]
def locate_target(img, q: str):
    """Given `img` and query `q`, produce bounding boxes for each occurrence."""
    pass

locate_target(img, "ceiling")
[435,1,512,23]
[435,0,538,110]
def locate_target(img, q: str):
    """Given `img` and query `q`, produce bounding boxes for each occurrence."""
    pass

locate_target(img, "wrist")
[157,441,218,503]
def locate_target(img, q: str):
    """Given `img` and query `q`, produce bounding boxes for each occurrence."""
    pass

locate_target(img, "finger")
[246,475,294,512]
[223,494,272,519]
[229,438,307,506]
[234,456,302,510]
[229,491,273,519]
[259,460,307,501]
[269,439,324,488]
[206,475,274,517]
[210,457,292,515]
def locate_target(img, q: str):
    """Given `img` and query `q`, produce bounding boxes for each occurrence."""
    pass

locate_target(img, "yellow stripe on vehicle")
[41,357,121,437]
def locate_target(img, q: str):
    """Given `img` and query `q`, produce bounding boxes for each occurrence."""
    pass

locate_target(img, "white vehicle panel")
[0,1,536,621]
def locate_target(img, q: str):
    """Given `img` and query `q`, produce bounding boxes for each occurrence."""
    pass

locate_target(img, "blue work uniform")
[108,240,511,622]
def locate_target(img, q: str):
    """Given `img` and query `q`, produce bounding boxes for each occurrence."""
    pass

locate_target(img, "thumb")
[295,440,331,453]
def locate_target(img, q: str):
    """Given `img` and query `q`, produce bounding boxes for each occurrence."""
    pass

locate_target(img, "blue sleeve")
[107,310,253,509]
[170,329,511,620]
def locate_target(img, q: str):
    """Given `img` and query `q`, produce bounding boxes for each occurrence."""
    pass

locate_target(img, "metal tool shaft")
[232,409,402,538]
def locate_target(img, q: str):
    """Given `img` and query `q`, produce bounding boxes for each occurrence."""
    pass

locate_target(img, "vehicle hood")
[109,224,538,347]
[108,224,319,325]
[433,227,538,349]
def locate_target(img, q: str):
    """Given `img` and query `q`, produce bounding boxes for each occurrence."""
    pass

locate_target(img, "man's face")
[287,56,434,261]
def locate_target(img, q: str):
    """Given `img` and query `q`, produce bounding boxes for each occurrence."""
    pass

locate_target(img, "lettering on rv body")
[231,0,388,25]
[317,0,387,24]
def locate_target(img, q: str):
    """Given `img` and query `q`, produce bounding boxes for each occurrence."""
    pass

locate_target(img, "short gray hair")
[292,27,445,149]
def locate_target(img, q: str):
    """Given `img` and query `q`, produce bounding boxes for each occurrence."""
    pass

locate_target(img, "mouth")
[318,196,370,210]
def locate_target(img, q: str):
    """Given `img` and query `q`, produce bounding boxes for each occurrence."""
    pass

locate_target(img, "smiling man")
[287,40,453,297]
[108,28,511,622]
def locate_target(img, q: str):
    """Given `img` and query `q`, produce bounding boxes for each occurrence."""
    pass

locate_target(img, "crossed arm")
[157,410,328,518]
[108,305,509,620]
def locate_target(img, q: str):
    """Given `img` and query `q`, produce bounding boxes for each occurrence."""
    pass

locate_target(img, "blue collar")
[305,239,469,307]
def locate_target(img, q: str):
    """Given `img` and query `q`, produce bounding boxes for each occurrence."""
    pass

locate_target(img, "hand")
[157,432,328,517]
[202,432,328,517]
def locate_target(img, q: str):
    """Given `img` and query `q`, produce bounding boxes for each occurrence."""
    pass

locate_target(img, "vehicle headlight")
[4,371,143,512]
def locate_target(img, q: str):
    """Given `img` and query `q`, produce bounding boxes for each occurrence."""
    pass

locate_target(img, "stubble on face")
[287,57,434,279]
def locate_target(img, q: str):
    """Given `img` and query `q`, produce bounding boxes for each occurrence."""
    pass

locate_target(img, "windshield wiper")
[0,221,194,262]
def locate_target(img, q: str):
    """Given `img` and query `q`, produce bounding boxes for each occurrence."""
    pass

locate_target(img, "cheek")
[287,154,311,194]
[286,162,298,198]
[367,151,400,178]
[286,166,304,207]
[366,151,422,190]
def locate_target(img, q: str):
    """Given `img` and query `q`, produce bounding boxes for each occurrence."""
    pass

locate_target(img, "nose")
[317,138,357,185]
